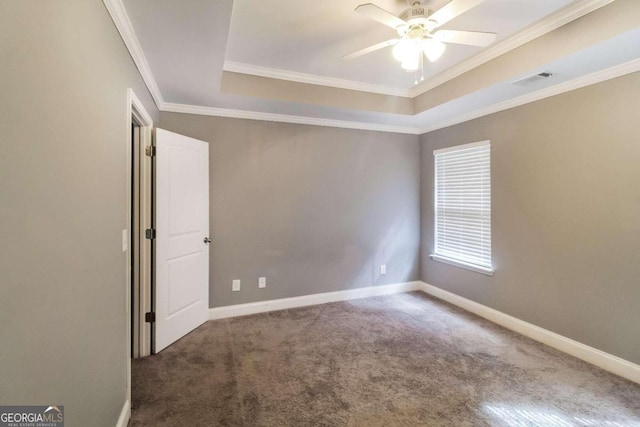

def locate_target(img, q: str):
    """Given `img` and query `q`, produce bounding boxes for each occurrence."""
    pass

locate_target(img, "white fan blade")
[430,0,484,27]
[355,3,407,29]
[343,39,399,59]
[433,30,496,47]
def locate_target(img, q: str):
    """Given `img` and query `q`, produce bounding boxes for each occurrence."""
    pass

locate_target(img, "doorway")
[128,89,153,359]
[126,89,153,411]
[131,122,146,357]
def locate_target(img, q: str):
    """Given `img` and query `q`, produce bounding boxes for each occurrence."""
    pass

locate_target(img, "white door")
[154,128,209,352]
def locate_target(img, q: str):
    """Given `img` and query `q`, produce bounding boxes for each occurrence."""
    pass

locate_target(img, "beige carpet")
[131,292,640,426]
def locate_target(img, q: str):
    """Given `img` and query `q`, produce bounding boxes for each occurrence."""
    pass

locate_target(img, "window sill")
[429,254,494,276]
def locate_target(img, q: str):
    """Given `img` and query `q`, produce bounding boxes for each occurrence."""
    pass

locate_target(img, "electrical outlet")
[380,264,387,275]
[258,277,266,288]
[232,279,241,292]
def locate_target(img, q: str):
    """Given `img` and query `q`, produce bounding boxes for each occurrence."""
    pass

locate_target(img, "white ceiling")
[225,0,573,89]
[122,0,234,105]
[115,0,640,133]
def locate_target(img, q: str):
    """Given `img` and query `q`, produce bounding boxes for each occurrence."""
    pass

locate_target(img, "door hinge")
[145,312,156,323]
[145,228,156,240]
[145,145,156,157]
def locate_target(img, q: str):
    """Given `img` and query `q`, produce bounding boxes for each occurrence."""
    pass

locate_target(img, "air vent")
[511,72,553,87]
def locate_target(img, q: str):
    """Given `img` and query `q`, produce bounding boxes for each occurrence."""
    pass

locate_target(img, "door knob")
[203,237,212,244]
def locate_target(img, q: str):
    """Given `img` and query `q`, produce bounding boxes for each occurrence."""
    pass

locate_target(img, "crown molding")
[164,59,639,137]
[104,0,632,137]
[160,103,421,135]
[419,58,640,134]
[408,0,615,98]
[102,0,164,108]
[223,61,412,98]
[224,0,613,100]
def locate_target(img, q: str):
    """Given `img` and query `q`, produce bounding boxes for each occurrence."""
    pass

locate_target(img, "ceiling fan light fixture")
[347,0,495,77]
[422,38,446,62]
[392,39,420,63]
[401,55,420,71]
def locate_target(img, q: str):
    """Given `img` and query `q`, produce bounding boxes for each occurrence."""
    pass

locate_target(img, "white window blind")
[433,140,492,273]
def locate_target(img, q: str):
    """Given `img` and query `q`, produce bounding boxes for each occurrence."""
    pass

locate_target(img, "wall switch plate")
[258,277,266,288]
[232,280,241,292]
[380,264,387,275]
[122,229,128,252]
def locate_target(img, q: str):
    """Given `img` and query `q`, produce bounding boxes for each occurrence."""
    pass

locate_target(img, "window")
[431,140,493,275]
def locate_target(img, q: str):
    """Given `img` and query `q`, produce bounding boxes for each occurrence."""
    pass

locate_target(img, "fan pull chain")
[415,52,425,85]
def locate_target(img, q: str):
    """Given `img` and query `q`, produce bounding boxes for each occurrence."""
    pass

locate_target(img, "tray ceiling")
[113,0,640,133]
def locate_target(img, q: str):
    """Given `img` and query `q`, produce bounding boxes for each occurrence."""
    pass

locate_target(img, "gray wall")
[0,1,158,425]
[420,72,640,365]
[2,4,636,426]
[159,113,421,307]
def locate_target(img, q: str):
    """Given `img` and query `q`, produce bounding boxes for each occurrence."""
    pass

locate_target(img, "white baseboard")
[115,399,130,427]
[206,279,639,385]
[419,282,640,385]
[209,281,422,320]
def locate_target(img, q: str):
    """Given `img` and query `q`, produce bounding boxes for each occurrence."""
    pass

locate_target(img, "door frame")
[126,88,153,408]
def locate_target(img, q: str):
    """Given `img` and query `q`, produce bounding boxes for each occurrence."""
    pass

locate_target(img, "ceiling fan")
[345,0,497,78]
